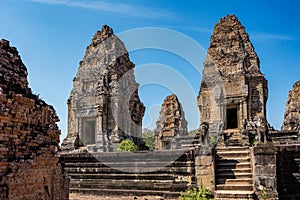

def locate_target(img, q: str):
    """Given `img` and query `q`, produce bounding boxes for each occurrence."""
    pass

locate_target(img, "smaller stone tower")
[155,94,188,150]
[282,80,300,131]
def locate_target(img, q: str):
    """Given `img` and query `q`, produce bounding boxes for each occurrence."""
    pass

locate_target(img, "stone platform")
[60,149,196,198]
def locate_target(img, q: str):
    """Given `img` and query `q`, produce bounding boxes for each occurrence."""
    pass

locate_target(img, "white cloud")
[29,0,174,19]
[251,32,297,41]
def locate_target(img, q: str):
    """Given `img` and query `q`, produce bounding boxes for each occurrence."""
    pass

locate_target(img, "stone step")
[216,162,251,169]
[70,179,186,191]
[67,173,177,180]
[226,137,243,142]
[67,172,191,179]
[215,172,253,180]
[216,168,252,174]
[70,188,181,198]
[71,178,174,184]
[216,158,251,164]
[60,151,190,163]
[216,151,250,159]
[216,146,250,152]
[64,161,192,167]
[64,165,192,174]
[215,190,254,200]
[216,178,253,185]
[216,184,253,191]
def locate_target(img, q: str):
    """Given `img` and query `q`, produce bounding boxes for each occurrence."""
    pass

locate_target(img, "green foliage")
[209,135,217,147]
[179,187,214,200]
[262,187,267,200]
[142,128,155,150]
[116,139,139,152]
[188,129,198,136]
[249,133,258,146]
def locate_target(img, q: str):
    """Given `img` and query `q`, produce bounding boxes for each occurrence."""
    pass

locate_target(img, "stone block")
[195,155,212,166]
[255,154,276,165]
[196,166,213,175]
[197,175,214,190]
[255,165,276,175]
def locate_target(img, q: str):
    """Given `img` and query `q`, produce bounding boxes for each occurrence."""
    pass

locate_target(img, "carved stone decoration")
[197,122,209,145]
[61,25,145,152]
[282,80,300,131]
[154,94,188,150]
[197,15,269,146]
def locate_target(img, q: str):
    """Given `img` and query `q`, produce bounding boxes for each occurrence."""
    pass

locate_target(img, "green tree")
[116,139,139,152]
[142,128,155,150]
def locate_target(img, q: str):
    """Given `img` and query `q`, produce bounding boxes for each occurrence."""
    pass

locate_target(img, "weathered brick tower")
[198,15,269,146]
[62,25,145,151]
[154,94,188,150]
[0,39,69,199]
[281,80,300,131]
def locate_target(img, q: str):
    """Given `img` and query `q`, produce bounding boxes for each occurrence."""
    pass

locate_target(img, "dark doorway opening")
[83,120,96,144]
[163,141,171,150]
[227,107,238,129]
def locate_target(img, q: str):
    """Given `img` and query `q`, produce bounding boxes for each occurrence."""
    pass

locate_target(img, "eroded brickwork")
[0,39,68,200]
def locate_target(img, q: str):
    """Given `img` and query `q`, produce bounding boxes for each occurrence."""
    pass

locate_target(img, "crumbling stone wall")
[155,94,188,150]
[0,39,68,200]
[253,145,278,200]
[253,145,300,200]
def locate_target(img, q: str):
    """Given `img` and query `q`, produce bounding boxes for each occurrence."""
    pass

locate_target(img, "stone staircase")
[60,149,195,198]
[223,130,243,146]
[177,135,201,149]
[215,146,254,200]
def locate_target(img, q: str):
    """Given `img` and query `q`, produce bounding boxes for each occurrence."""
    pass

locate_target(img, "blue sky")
[0,0,299,141]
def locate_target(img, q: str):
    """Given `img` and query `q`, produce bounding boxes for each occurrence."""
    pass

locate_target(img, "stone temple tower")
[281,80,300,131]
[155,94,188,150]
[198,15,269,145]
[62,25,145,151]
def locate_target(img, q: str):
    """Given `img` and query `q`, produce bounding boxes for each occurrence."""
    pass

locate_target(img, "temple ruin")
[59,15,300,200]
[1,13,298,200]
[0,39,69,200]
[154,94,188,150]
[61,25,145,152]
